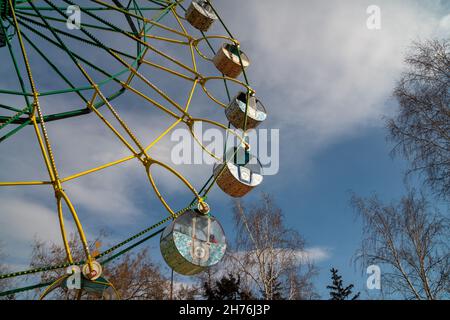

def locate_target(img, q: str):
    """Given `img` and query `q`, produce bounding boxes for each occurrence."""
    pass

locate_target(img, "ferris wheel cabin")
[185,0,218,32]
[213,43,250,78]
[226,92,267,130]
[214,147,263,198]
[160,210,227,275]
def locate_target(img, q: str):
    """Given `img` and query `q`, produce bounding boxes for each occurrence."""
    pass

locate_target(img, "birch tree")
[230,193,318,300]
[387,39,450,199]
[352,191,449,300]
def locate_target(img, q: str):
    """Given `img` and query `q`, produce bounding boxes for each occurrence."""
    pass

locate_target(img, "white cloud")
[230,246,330,266]
[190,247,332,288]
[0,195,78,260]
[439,14,450,35]
[219,0,445,148]
[295,247,331,264]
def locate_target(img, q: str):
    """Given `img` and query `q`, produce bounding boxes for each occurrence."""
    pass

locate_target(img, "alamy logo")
[66,266,81,290]
[366,5,381,30]
[366,265,381,290]
[66,5,81,30]
[170,125,280,176]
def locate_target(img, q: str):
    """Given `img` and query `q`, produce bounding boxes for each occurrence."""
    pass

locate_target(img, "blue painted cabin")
[160,210,227,275]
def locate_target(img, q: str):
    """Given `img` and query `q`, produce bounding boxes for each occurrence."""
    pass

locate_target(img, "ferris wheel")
[0,0,268,299]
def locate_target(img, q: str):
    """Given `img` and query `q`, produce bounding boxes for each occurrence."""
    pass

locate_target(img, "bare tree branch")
[352,191,449,300]
[387,39,450,199]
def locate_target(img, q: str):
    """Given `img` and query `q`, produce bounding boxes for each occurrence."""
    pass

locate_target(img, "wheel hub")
[0,0,15,19]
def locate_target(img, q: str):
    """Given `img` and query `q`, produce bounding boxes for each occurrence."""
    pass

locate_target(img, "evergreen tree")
[203,273,254,300]
[326,268,360,300]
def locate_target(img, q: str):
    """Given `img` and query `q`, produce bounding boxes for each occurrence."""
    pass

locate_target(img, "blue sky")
[0,0,449,299]
[276,125,410,298]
